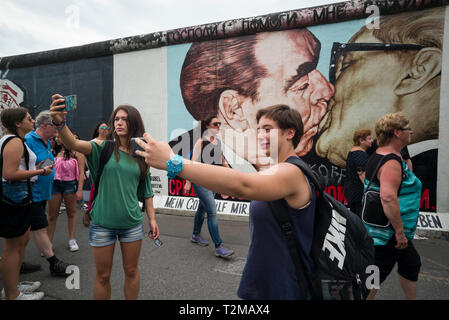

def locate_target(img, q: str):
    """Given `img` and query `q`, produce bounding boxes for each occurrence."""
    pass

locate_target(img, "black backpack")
[93,140,146,210]
[269,156,374,300]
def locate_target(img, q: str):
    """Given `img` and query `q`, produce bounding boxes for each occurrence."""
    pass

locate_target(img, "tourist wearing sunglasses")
[183,115,234,258]
[91,121,110,143]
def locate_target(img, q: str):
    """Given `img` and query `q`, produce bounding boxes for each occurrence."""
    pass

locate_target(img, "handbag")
[0,136,33,238]
[361,155,401,228]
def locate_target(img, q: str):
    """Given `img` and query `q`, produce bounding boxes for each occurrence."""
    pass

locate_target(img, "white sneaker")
[1,281,42,300]
[18,281,41,293]
[69,239,79,252]
[13,291,45,300]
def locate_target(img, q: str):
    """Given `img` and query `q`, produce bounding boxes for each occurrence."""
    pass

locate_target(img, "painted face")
[114,110,128,137]
[316,30,409,167]
[241,29,335,157]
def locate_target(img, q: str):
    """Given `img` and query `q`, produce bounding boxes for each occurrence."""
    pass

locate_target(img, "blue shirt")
[237,184,316,300]
[25,131,55,202]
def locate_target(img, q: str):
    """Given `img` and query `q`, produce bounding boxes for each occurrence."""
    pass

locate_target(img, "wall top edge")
[0,0,448,69]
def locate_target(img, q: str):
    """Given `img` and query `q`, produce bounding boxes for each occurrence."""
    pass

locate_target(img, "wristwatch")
[167,155,183,179]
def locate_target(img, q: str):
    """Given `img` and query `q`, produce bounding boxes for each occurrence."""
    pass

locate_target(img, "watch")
[167,155,183,179]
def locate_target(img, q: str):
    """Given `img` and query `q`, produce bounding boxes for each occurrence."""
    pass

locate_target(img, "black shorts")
[374,236,421,283]
[30,200,49,231]
[0,202,32,239]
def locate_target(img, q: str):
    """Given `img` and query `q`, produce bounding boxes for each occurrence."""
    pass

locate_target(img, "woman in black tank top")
[183,116,234,258]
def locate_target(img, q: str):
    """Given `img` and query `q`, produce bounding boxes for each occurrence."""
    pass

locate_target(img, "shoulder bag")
[0,136,34,238]
[361,155,402,228]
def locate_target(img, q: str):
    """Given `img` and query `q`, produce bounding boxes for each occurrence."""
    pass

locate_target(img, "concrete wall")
[1,0,448,232]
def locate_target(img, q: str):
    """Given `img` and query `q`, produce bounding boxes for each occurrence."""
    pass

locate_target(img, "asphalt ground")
[1,206,449,302]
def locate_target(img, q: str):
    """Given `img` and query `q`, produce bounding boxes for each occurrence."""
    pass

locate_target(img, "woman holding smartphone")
[135,104,317,300]
[49,94,159,300]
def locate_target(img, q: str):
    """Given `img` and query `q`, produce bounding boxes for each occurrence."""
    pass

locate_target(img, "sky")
[0,0,342,57]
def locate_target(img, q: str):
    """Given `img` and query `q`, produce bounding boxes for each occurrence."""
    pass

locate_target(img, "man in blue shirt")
[24,111,72,277]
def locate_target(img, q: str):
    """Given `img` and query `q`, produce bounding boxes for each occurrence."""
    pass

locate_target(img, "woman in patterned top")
[363,113,422,300]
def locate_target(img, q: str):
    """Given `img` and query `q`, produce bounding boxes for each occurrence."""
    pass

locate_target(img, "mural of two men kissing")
[168,7,444,213]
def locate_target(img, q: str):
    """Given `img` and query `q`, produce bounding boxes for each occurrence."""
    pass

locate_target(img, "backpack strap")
[364,154,387,192]
[269,156,322,300]
[0,136,33,201]
[365,153,403,194]
[93,140,114,201]
[284,156,323,193]
[269,199,312,300]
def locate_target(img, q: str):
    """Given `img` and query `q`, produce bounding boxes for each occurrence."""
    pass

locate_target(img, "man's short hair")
[256,104,303,149]
[35,110,52,128]
[353,129,371,146]
[180,36,266,121]
[180,29,320,121]
[375,112,409,147]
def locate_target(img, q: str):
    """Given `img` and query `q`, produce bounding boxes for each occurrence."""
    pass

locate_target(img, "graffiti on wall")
[0,79,25,135]
[166,7,444,214]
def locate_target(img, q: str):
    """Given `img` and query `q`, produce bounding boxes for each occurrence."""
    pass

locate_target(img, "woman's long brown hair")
[108,105,148,179]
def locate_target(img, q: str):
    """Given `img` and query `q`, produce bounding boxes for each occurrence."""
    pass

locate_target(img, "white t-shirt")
[1,134,38,182]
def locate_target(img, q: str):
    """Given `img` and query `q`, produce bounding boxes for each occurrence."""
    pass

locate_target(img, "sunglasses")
[211,122,221,127]
[100,125,110,130]
[329,42,424,85]
[399,127,412,131]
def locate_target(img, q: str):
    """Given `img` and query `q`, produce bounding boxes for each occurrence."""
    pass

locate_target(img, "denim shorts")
[52,180,78,194]
[89,222,145,247]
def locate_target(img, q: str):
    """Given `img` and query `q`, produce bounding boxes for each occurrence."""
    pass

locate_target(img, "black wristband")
[51,119,66,130]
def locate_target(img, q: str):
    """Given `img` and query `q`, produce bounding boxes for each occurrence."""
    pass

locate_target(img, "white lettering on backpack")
[322,210,347,270]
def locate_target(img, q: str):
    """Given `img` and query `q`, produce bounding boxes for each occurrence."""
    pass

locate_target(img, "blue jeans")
[192,184,222,248]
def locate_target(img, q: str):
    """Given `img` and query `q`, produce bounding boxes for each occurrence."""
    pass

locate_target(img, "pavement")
[1,206,449,300]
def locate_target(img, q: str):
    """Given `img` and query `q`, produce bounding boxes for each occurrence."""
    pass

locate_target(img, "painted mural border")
[1,0,448,69]
[152,196,449,232]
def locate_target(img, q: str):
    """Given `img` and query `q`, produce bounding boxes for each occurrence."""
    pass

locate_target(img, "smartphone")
[57,95,77,111]
[130,137,145,158]
[41,158,55,167]
[154,237,163,247]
